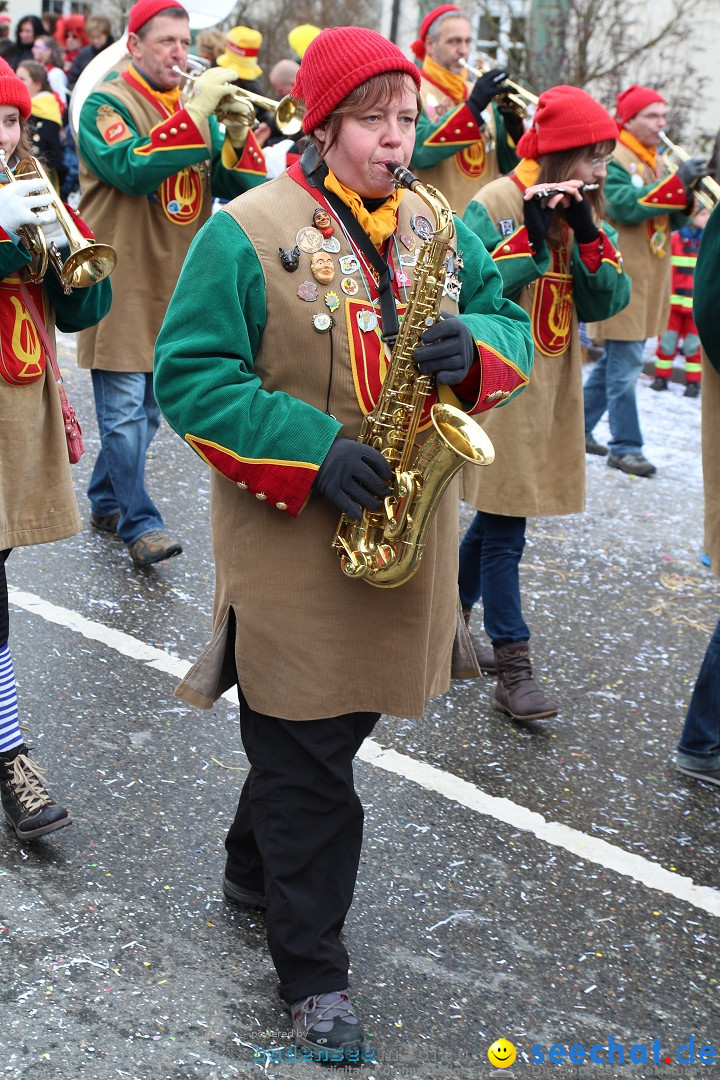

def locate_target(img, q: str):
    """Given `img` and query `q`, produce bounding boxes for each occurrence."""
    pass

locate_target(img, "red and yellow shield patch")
[0,278,46,385]
[454,141,487,180]
[161,166,203,225]
[531,272,573,357]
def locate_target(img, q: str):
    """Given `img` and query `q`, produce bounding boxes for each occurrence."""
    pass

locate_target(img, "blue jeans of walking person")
[88,370,164,546]
[458,511,530,646]
[676,617,720,775]
[583,338,645,456]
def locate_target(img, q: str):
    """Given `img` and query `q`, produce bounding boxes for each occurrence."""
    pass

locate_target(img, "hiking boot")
[684,383,700,399]
[585,434,608,457]
[222,872,266,908]
[650,376,668,391]
[128,531,182,566]
[607,452,657,478]
[493,642,558,721]
[90,511,120,534]
[291,990,364,1061]
[0,745,71,839]
[676,763,720,787]
[461,607,496,673]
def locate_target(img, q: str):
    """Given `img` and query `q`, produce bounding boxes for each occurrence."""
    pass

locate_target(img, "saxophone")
[331,162,495,588]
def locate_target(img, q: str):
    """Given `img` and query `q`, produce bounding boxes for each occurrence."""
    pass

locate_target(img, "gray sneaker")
[607,452,657,477]
[676,763,720,788]
[585,434,608,457]
[291,990,364,1061]
[127,531,182,566]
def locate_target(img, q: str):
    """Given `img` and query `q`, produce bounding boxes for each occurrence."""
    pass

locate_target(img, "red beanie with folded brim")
[293,26,421,134]
[0,57,32,120]
[516,84,618,159]
[128,0,187,35]
[410,4,464,60]
[615,85,665,128]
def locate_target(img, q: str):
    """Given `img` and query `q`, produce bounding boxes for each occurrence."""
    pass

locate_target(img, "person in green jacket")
[459,85,631,721]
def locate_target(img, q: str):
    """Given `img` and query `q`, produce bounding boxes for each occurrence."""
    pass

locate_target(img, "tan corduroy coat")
[175,180,468,721]
[76,80,214,373]
[703,353,720,574]
[0,298,81,549]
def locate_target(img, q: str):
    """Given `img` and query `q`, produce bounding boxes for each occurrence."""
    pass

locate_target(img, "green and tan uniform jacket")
[462,167,630,517]
[154,161,533,721]
[692,204,720,574]
[0,225,111,549]
[411,75,519,216]
[591,133,690,342]
[76,66,267,373]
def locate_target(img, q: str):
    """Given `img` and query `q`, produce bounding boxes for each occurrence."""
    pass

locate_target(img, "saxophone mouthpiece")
[385,162,419,189]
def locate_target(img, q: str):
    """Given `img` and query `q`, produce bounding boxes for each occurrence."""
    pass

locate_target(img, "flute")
[530,183,599,200]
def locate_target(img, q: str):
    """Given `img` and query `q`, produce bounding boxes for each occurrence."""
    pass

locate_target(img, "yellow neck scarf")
[619,128,658,171]
[129,63,181,115]
[514,158,541,189]
[324,167,404,249]
[422,55,467,104]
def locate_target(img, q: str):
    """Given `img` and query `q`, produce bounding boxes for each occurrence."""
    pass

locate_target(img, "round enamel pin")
[356,309,378,333]
[313,312,334,333]
[339,254,360,275]
[341,277,359,296]
[322,236,341,253]
[296,226,324,254]
[411,214,434,240]
[297,280,319,302]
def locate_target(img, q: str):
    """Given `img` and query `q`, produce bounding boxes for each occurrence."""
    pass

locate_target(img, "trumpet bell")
[61,243,118,290]
[275,95,303,136]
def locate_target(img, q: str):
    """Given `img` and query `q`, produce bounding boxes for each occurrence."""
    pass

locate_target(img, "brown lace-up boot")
[462,607,496,674]
[0,745,71,838]
[493,642,557,720]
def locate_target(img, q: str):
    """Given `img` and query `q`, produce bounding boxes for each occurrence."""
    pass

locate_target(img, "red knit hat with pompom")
[615,85,665,128]
[128,0,187,35]
[516,85,618,159]
[0,57,32,120]
[410,4,464,60]
[292,26,421,134]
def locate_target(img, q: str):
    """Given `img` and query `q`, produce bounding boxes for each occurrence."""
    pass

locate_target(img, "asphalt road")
[1,338,717,1080]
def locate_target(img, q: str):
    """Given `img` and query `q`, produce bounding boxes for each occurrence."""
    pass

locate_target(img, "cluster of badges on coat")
[278,204,450,334]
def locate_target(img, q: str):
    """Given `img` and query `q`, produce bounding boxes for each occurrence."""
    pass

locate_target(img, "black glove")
[315,438,392,520]
[497,103,524,145]
[414,313,476,385]
[523,197,554,252]
[561,197,599,243]
[468,68,509,116]
[676,156,709,190]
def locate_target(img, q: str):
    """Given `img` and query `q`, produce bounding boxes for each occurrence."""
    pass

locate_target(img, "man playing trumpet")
[75,0,267,567]
[409,4,522,214]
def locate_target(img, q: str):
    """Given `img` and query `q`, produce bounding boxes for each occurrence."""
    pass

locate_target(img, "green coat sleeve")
[604,159,690,230]
[462,199,549,297]
[0,233,32,277]
[412,102,518,173]
[45,274,112,333]
[154,210,341,511]
[571,221,632,323]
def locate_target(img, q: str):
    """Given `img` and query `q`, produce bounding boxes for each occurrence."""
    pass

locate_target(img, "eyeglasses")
[589,153,613,168]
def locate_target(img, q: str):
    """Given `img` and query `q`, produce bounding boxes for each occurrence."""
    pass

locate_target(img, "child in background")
[651,204,710,398]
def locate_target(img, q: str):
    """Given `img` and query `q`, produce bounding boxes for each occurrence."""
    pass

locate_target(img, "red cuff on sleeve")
[232,128,267,176]
[186,434,316,517]
[639,174,690,210]
[134,108,206,156]
[465,343,530,414]
[493,225,534,260]
[423,102,483,147]
[578,229,623,274]
[65,204,95,241]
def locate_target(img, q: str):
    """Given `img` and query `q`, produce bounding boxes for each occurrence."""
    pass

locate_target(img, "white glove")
[0,177,56,233]
[184,66,240,127]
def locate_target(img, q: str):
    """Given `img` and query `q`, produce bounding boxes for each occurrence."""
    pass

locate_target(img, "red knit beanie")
[615,85,665,127]
[128,0,187,35]
[516,85,618,159]
[0,57,32,120]
[293,26,421,134]
[410,4,464,60]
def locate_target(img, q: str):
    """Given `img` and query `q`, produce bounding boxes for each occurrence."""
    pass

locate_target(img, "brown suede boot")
[493,642,557,720]
[462,607,496,673]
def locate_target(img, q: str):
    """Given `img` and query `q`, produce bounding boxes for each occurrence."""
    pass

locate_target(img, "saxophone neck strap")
[300,145,400,345]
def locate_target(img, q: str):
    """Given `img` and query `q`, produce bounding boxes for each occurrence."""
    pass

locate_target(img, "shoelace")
[6,754,52,814]
[293,991,358,1034]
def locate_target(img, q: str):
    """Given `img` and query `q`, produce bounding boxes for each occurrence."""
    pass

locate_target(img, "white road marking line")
[10,586,720,918]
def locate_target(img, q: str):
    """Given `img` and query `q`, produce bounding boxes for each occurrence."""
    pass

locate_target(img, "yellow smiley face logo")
[488,1038,517,1068]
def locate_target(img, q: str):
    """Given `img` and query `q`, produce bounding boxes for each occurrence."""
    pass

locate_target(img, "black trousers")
[1,550,11,648]
[225,684,379,1003]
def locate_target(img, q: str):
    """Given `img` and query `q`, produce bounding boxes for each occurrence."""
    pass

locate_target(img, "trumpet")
[172,67,304,136]
[0,151,117,292]
[459,57,538,120]
[658,131,720,212]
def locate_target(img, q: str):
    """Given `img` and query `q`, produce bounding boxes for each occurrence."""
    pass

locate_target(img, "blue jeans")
[583,338,645,456]
[458,511,530,647]
[676,617,720,771]
[88,370,163,545]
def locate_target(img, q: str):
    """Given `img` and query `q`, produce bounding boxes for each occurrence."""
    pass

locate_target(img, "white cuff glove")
[184,66,240,127]
[0,177,57,233]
